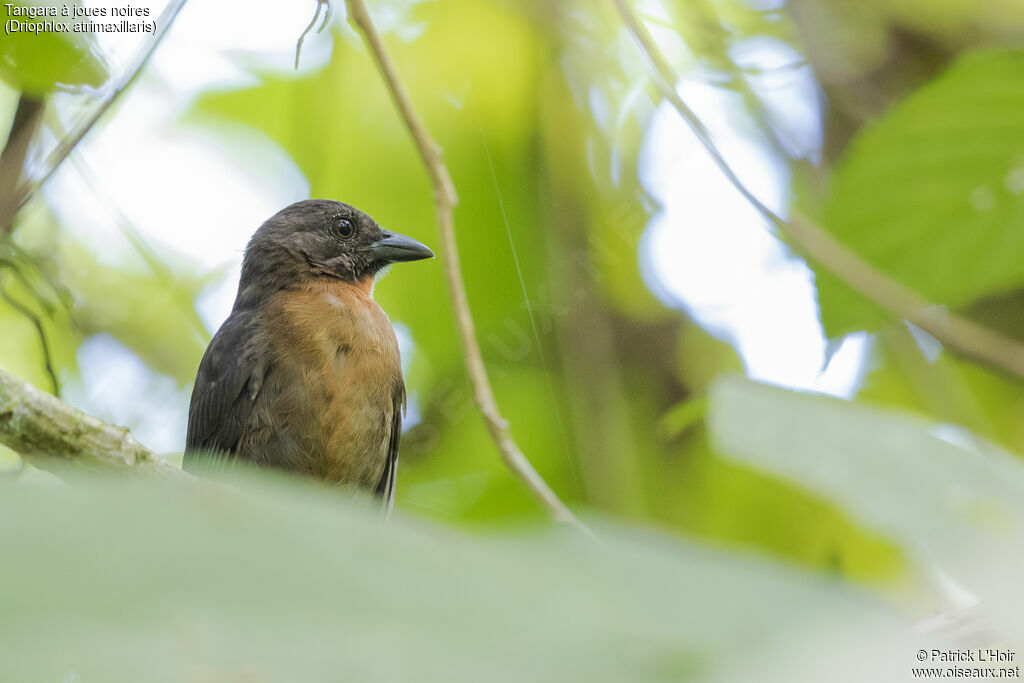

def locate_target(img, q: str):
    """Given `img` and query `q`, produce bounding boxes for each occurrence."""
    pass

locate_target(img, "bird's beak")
[369,230,434,263]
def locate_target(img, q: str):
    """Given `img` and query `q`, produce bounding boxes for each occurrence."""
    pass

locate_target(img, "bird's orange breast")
[261,277,402,487]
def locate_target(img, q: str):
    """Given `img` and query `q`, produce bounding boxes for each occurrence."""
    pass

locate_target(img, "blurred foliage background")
[4,0,1024,676]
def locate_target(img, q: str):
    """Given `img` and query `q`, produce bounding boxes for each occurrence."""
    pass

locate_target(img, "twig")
[0,238,67,396]
[612,0,1024,381]
[0,284,60,397]
[0,367,184,478]
[295,0,332,69]
[343,0,590,534]
[3,0,188,231]
[0,239,74,319]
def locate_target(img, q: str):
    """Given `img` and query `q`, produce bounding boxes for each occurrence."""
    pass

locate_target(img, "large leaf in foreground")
[709,375,1024,636]
[0,473,915,682]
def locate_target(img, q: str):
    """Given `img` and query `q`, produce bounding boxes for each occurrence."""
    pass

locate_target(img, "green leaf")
[0,2,108,94]
[53,242,211,386]
[0,473,917,681]
[815,49,1024,337]
[649,425,907,585]
[708,375,1024,618]
[855,326,1024,457]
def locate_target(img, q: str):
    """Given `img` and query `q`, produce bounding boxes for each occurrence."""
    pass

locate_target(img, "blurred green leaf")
[709,375,1024,622]
[880,0,1024,47]
[659,396,708,439]
[856,326,1024,456]
[815,49,1024,338]
[648,425,907,587]
[0,2,108,94]
[61,244,211,385]
[0,473,917,682]
[0,254,78,391]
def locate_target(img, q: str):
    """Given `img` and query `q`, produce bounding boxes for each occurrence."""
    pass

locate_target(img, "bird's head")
[237,199,433,305]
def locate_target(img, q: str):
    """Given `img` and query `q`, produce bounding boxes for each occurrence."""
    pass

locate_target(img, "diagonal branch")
[0,367,184,478]
[612,0,1024,381]
[343,0,590,533]
[1,0,189,233]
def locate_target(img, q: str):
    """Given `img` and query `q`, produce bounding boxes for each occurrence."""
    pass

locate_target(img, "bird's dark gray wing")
[183,312,266,471]
[374,382,405,511]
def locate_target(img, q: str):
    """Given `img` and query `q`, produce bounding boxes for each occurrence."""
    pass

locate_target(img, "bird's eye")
[333,218,355,240]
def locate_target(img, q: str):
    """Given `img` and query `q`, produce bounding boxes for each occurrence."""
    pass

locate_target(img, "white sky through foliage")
[640,37,867,398]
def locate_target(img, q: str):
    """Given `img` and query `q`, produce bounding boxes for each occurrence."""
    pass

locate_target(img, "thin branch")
[0,367,184,478]
[2,0,188,231]
[343,0,590,534]
[0,240,75,320]
[0,95,44,233]
[612,0,1024,381]
[0,284,60,397]
[295,0,332,69]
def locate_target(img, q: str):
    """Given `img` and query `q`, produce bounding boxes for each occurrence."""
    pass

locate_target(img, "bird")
[183,199,433,509]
